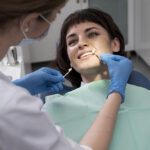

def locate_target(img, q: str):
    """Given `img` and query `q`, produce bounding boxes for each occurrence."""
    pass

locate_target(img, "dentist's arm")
[80,93,121,150]
[13,67,65,95]
[80,54,132,150]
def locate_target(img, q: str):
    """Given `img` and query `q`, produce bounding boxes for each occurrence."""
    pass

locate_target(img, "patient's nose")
[78,38,88,50]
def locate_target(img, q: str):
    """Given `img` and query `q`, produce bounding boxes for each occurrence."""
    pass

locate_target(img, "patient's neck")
[81,65,110,83]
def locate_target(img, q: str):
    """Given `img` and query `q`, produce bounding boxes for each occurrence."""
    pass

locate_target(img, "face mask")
[19,14,51,46]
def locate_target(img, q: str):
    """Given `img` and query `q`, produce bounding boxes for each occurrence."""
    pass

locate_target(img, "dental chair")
[128,70,150,90]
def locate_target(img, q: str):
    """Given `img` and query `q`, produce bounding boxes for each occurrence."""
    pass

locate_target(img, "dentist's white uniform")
[0,72,91,150]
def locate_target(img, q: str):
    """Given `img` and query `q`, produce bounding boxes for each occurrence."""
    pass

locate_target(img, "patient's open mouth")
[78,49,96,59]
[80,52,94,59]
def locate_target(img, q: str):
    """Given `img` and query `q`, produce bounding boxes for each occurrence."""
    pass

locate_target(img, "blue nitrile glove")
[100,54,132,102]
[13,67,65,95]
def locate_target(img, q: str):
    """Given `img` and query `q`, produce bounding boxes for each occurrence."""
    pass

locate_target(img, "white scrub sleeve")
[0,74,92,150]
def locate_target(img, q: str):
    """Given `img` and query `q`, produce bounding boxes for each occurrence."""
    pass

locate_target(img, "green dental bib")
[46,80,150,150]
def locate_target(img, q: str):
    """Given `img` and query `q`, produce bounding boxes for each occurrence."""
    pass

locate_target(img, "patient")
[45,8,150,150]
[40,8,149,102]
[55,9,150,89]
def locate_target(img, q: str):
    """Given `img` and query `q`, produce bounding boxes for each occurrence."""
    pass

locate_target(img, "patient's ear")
[111,37,120,53]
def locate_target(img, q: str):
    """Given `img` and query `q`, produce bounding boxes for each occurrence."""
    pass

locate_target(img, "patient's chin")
[72,58,103,73]
[76,65,103,75]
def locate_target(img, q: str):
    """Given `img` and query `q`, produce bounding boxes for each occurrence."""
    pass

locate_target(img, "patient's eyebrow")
[66,27,99,39]
[66,33,76,39]
[85,27,99,32]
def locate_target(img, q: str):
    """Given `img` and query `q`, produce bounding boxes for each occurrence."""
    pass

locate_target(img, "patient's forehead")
[66,21,105,36]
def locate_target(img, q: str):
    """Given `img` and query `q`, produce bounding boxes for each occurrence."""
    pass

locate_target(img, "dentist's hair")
[56,8,126,87]
[0,0,67,31]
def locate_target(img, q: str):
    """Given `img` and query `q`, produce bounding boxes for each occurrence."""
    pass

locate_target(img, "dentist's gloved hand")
[100,54,132,102]
[13,67,65,95]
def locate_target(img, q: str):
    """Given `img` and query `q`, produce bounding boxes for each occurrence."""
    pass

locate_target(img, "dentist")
[0,0,132,150]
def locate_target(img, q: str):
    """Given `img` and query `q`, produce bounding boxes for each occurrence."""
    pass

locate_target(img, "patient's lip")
[78,50,94,59]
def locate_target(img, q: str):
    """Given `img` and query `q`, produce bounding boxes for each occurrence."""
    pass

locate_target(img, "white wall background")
[134,0,150,66]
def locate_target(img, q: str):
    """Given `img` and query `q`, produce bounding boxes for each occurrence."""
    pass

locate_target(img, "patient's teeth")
[80,52,92,58]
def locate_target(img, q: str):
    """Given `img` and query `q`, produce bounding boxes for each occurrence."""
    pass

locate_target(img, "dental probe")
[92,49,101,61]
[92,49,96,54]
[63,68,72,78]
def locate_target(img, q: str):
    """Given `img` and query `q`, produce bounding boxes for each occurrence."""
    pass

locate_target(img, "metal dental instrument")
[63,68,72,78]
[63,49,100,79]
[92,49,101,61]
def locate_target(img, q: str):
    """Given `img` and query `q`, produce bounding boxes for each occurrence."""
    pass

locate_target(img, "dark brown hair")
[0,0,67,31]
[56,8,126,87]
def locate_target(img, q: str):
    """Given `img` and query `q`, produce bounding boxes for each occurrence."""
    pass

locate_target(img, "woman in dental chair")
[40,9,150,102]
[43,8,150,150]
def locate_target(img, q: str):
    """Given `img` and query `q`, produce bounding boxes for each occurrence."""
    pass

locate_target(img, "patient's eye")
[88,32,99,38]
[68,39,78,46]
